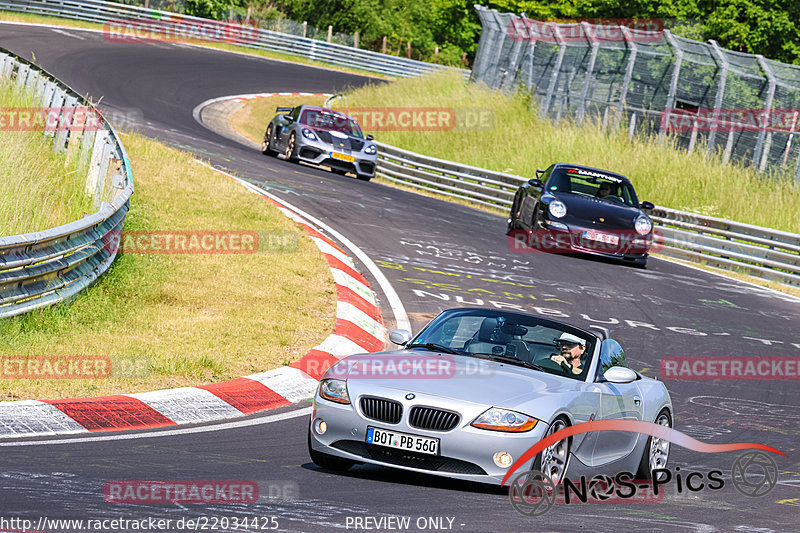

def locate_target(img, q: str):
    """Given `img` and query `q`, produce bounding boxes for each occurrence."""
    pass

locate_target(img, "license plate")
[366,427,439,455]
[583,230,619,245]
[330,152,354,162]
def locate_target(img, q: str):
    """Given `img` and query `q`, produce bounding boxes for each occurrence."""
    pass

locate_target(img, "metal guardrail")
[0,47,133,319]
[0,0,469,79]
[375,143,800,286]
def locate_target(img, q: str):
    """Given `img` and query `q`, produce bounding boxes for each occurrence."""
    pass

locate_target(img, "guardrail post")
[54,95,77,153]
[24,69,40,94]
[755,56,776,171]
[616,27,638,131]
[94,138,114,205]
[707,41,728,157]
[45,87,66,138]
[659,31,682,142]
[540,22,565,118]
[86,130,110,199]
[15,63,29,90]
[576,21,599,124]
[40,80,56,108]
[2,55,14,78]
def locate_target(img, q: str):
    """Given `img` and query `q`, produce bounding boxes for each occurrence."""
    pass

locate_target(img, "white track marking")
[197,160,410,331]
[246,367,318,403]
[0,401,87,438]
[0,407,312,446]
[126,387,242,424]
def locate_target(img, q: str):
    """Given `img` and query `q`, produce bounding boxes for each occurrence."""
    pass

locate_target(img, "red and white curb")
[0,173,387,439]
[191,92,333,126]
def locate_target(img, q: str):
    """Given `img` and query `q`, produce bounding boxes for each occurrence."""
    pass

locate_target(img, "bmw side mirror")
[528,178,543,188]
[602,366,638,383]
[640,201,654,210]
[389,329,412,346]
[366,134,374,141]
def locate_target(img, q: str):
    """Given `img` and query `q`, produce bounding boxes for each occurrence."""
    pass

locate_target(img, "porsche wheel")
[262,125,277,156]
[308,429,354,472]
[636,409,671,480]
[533,417,570,486]
[284,132,298,162]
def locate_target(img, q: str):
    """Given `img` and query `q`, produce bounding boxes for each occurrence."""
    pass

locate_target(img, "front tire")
[262,124,277,156]
[636,409,671,480]
[308,429,354,472]
[533,417,571,486]
[284,132,298,162]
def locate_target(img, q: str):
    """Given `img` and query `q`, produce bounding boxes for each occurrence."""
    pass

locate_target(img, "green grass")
[233,71,800,234]
[0,79,93,234]
[0,132,336,401]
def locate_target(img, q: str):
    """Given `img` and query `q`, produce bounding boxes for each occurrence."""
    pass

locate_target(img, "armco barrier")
[0,0,468,79]
[0,47,133,318]
[375,142,800,286]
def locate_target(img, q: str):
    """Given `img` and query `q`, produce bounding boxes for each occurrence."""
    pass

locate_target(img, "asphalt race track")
[1,23,799,532]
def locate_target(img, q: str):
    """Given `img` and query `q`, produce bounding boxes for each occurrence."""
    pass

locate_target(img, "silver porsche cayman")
[308,308,672,486]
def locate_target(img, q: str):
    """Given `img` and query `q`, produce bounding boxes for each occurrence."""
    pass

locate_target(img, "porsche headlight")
[634,215,652,235]
[319,378,350,404]
[549,200,567,219]
[301,128,317,141]
[364,144,377,155]
[472,408,538,432]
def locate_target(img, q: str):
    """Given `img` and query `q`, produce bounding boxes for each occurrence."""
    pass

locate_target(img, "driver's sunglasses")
[556,340,581,348]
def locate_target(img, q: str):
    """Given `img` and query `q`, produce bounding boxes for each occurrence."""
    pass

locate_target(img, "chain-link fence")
[471,5,800,182]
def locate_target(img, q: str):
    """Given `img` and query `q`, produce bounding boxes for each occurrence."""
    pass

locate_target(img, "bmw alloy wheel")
[540,418,569,485]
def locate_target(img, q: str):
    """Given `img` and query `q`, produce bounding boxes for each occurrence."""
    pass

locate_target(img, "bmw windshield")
[406,309,596,381]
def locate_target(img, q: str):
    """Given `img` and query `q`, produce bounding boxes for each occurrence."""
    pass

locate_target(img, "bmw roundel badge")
[405,393,415,400]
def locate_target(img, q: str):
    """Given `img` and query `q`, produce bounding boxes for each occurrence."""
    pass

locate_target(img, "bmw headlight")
[471,408,538,432]
[634,215,653,235]
[549,200,567,219]
[364,144,377,155]
[318,378,350,404]
[301,128,317,141]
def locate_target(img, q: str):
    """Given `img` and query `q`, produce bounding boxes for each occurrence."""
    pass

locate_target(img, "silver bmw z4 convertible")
[308,308,672,486]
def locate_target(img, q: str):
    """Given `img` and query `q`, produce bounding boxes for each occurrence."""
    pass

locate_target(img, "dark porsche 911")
[507,163,655,267]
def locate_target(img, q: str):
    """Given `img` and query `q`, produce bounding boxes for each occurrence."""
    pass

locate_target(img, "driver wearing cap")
[551,332,586,375]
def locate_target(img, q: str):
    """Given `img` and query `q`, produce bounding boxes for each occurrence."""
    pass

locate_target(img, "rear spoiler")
[276,106,293,113]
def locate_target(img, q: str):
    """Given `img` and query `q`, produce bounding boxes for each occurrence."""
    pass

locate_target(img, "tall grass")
[0,132,335,401]
[331,72,800,234]
[0,79,92,235]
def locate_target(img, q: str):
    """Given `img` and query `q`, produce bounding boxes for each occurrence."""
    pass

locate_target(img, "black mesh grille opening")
[359,161,375,174]
[316,130,332,144]
[408,407,460,431]
[360,397,403,424]
[331,440,487,475]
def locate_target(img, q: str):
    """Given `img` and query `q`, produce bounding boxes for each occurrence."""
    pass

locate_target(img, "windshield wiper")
[406,343,463,355]
[469,353,547,372]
